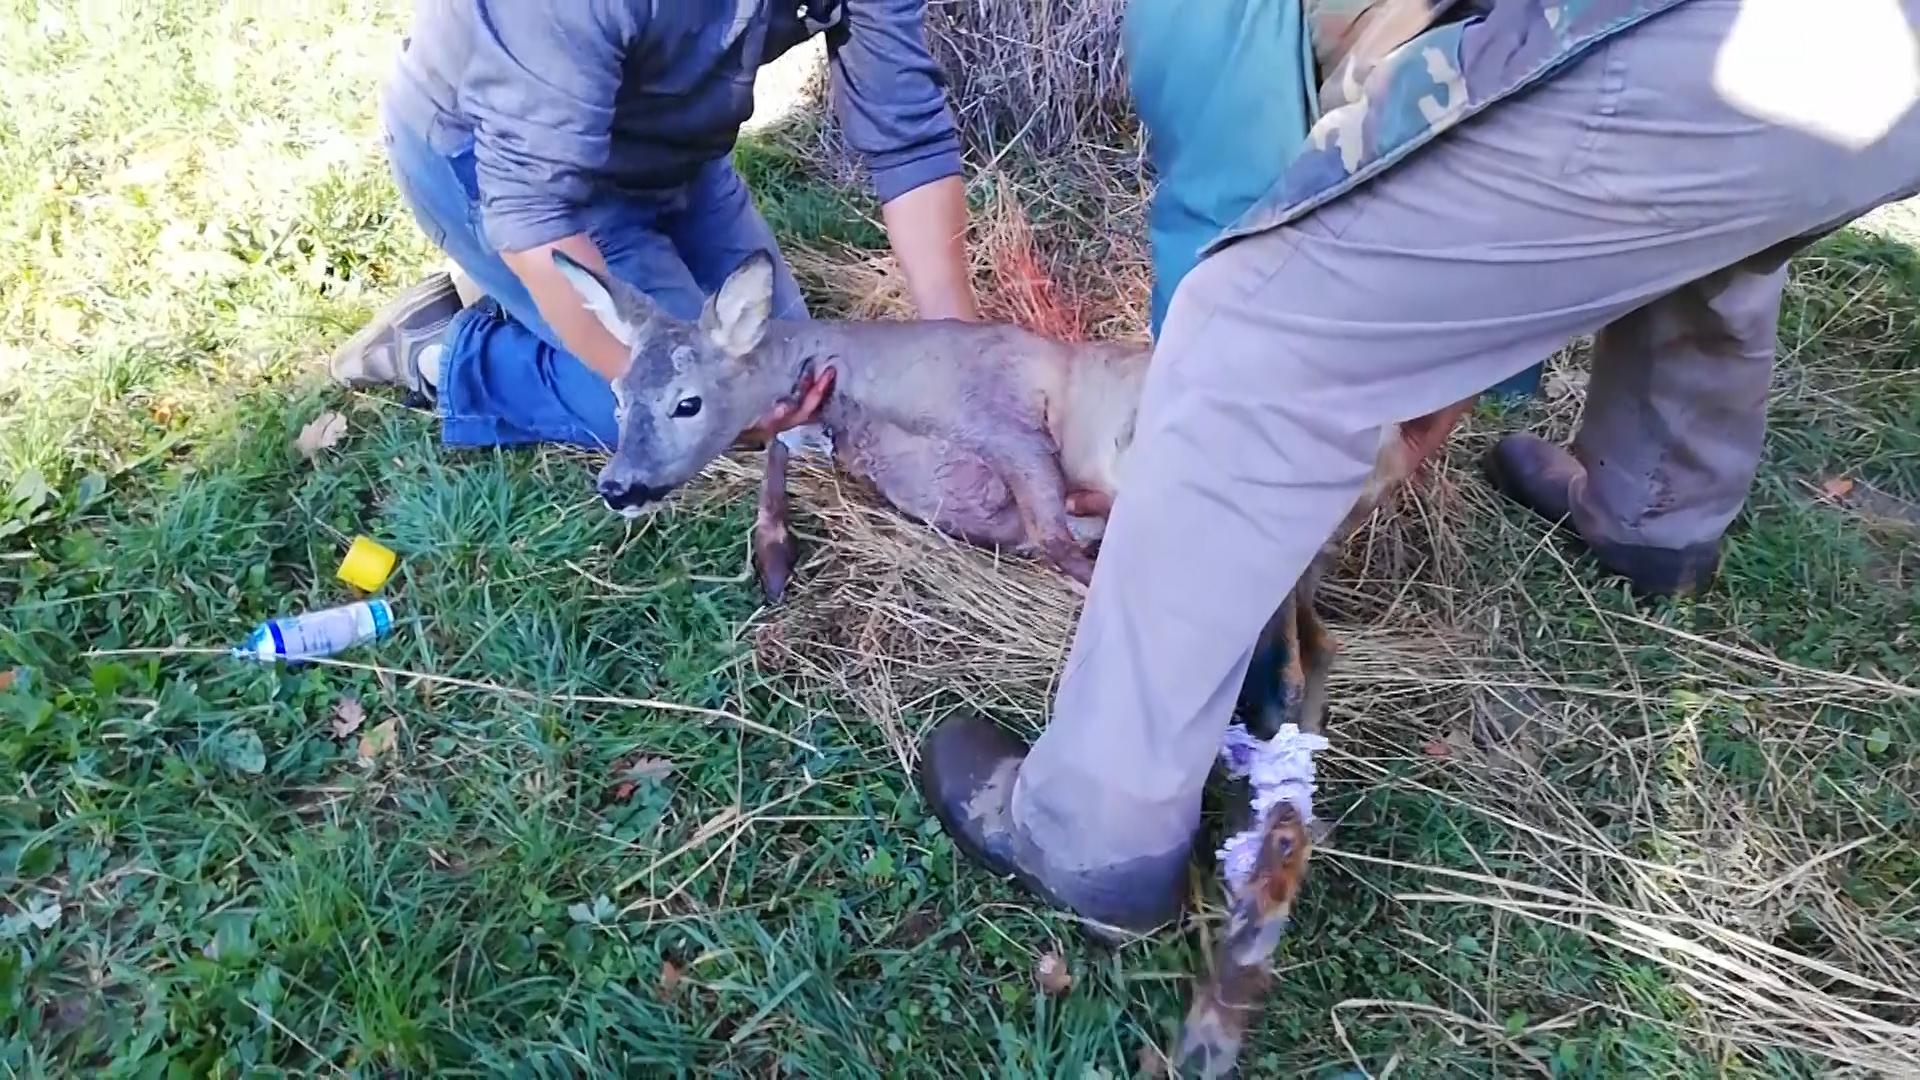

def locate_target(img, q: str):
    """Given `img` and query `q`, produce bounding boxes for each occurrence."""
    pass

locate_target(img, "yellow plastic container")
[336,535,398,593]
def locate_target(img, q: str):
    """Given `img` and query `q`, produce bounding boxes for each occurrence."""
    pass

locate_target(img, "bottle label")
[273,604,378,660]
[235,601,394,662]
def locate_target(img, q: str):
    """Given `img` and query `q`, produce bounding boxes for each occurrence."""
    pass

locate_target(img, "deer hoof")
[752,519,797,604]
[1045,538,1096,586]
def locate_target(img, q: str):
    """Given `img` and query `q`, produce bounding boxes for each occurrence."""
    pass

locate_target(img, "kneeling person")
[331,0,979,453]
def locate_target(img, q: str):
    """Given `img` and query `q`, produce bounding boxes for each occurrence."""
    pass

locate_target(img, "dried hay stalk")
[924,0,1134,156]
[786,173,1149,341]
[687,438,1920,1073]
[705,183,1917,1072]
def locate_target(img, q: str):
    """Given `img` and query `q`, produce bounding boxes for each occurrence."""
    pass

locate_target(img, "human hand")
[1398,396,1476,468]
[1064,490,1113,517]
[735,366,837,447]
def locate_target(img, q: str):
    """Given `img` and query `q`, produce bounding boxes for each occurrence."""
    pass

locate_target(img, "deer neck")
[748,319,867,415]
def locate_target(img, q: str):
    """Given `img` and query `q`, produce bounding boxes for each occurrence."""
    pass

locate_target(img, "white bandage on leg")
[1216,723,1328,894]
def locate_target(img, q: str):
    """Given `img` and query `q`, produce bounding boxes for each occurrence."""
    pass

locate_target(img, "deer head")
[553,250,788,516]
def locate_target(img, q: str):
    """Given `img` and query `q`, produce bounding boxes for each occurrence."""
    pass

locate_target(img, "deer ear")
[553,250,650,347]
[701,251,775,359]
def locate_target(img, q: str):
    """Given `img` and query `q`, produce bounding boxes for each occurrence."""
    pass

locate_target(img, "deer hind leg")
[1181,439,1406,1077]
[1177,801,1316,1078]
[1184,559,1338,1078]
[1238,592,1303,741]
[1178,625,1329,1079]
[1236,555,1336,740]
[1293,561,1335,739]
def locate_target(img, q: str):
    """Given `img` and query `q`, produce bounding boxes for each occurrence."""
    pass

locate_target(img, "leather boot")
[1484,434,1723,598]
[917,713,1187,939]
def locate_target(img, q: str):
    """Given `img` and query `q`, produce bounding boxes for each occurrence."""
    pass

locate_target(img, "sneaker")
[916,712,1187,939]
[330,273,464,396]
[1483,434,1722,598]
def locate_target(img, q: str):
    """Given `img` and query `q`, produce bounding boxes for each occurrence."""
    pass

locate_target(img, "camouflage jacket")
[1202,0,1695,256]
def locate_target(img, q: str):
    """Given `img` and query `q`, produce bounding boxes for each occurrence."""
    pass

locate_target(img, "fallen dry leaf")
[624,756,674,783]
[1422,740,1453,758]
[330,697,366,738]
[295,411,347,461]
[0,669,16,693]
[657,960,683,999]
[610,755,675,802]
[1034,951,1073,996]
[1821,475,1857,500]
[358,718,397,762]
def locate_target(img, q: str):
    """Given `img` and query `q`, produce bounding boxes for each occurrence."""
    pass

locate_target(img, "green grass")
[3,2,1918,1077]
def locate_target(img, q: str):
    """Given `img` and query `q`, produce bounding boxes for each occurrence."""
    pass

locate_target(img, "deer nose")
[598,477,665,511]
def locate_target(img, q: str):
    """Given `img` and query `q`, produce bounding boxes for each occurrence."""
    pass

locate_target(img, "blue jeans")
[1125,0,1314,340]
[381,112,808,449]
[1124,0,1544,397]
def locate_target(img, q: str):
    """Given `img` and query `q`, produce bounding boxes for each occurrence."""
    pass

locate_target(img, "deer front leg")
[751,437,797,604]
[985,433,1096,585]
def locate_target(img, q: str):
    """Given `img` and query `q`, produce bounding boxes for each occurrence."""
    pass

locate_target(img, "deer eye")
[672,396,703,419]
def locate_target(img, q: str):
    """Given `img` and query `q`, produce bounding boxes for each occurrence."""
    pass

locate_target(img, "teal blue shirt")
[1125,0,1316,337]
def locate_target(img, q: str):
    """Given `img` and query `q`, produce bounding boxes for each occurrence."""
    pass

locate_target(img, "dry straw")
[698,191,1920,1071]
[923,0,1134,158]
[744,13,1917,1066]
[703,443,1920,1073]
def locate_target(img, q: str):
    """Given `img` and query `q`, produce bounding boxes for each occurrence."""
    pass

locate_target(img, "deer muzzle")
[597,475,668,516]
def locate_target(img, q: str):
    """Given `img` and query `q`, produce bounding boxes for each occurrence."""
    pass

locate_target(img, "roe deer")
[556,248,1420,1076]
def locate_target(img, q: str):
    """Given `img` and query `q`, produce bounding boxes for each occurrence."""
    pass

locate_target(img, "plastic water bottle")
[233,600,395,663]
